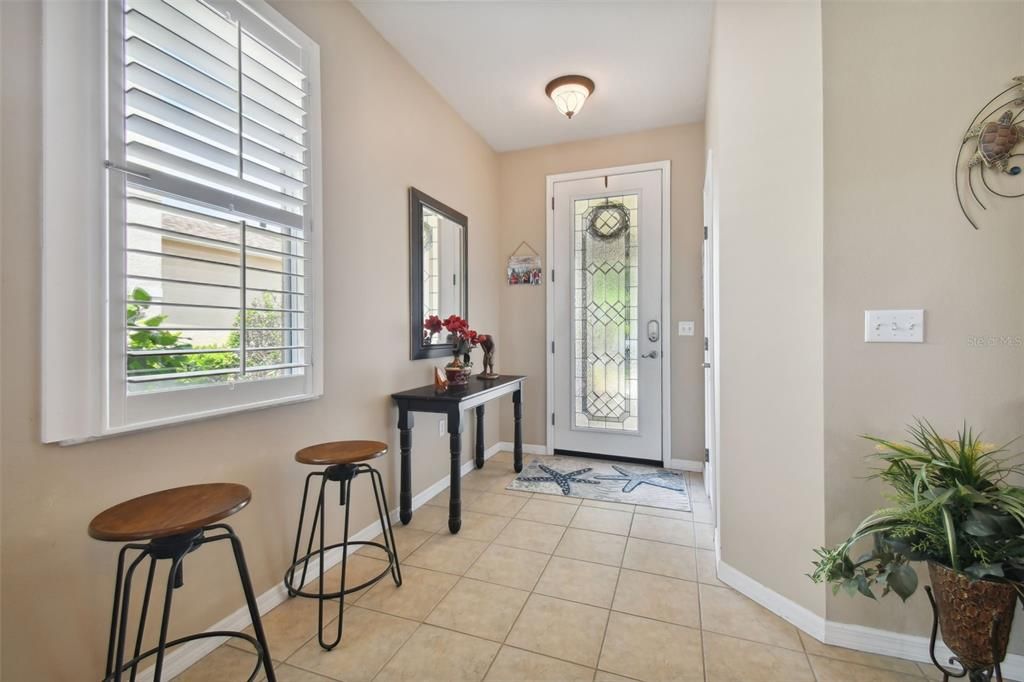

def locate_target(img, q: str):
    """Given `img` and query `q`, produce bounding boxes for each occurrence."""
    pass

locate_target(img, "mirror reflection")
[422,207,465,344]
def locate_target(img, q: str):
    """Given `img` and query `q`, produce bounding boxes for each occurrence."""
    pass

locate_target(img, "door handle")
[641,351,659,359]
[647,320,660,342]
[702,362,711,368]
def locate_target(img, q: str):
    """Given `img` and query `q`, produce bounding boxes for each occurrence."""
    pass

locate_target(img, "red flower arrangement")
[424,314,480,362]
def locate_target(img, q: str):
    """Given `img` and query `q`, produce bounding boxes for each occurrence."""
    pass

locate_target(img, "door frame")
[703,150,719,525]
[545,161,672,466]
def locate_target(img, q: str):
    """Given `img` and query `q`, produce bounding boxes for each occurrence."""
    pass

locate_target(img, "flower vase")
[445,358,469,387]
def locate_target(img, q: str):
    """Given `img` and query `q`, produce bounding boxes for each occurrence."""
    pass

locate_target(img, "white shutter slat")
[126,62,237,129]
[243,118,306,159]
[127,142,305,211]
[125,9,236,87]
[242,79,305,128]
[127,114,238,172]
[243,138,306,176]
[126,37,237,110]
[242,53,304,106]
[127,0,237,66]
[243,160,306,196]
[241,31,304,89]
[126,88,237,151]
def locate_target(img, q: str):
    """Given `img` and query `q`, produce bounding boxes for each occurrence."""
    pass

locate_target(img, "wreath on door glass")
[583,202,630,241]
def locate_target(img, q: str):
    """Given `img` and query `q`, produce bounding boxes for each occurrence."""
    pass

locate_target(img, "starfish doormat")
[506,455,690,511]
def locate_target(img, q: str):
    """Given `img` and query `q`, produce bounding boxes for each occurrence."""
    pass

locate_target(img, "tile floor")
[174,452,948,682]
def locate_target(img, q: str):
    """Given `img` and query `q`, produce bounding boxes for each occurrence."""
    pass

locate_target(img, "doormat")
[506,455,690,511]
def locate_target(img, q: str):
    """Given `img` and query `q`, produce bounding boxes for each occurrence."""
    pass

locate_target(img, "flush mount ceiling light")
[545,75,595,120]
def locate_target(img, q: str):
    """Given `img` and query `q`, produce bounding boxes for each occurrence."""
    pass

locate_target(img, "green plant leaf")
[887,563,918,601]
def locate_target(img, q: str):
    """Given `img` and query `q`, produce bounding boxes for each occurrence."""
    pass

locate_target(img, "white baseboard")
[137,440,507,681]
[717,558,1024,680]
[495,441,549,456]
[666,458,704,472]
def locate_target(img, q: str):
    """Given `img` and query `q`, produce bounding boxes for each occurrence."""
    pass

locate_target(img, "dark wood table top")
[296,440,388,466]
[391,375,525,404]
[88,483,251,542]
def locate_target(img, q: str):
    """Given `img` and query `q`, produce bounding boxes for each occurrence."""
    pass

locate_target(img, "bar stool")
[89,483,275,682]
[284,440,402,650]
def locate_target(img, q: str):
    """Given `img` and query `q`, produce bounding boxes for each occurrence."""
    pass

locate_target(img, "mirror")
[409,187,468,359]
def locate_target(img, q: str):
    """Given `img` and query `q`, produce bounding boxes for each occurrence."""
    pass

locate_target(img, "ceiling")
[354,2,713,152]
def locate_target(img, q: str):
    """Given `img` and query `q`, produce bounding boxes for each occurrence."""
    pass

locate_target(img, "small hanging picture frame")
[507,241,543,286]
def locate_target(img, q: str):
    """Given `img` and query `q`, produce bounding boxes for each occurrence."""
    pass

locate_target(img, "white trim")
[545,161,673,466]
[666,458,704,473]
[716,558,1024,680]
[137,441,507,680]
[495,441,549,456]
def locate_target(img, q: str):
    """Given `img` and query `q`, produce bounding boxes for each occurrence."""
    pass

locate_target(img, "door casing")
[545,161,672,466]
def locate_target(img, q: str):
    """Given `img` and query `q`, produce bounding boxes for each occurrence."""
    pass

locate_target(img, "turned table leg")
[475,404,485,469]
[398,407,413,525]
[448,409,464,534]
[513,389,523,473]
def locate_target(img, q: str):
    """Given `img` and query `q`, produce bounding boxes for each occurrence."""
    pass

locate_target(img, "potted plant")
[810,420,1024,673]
[423,314,479,386]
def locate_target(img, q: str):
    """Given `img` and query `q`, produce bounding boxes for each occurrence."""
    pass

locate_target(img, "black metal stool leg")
[221,525,277,682]
[321,474,353,650]
[287,471,324,596]
[113,550,150,682]
[369,467,402,586]
[129,556,158,682]
[104,544,131,680]
[151,555,184,682]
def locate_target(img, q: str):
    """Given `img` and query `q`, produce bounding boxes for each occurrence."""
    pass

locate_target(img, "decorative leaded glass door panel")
[552,169,665,462]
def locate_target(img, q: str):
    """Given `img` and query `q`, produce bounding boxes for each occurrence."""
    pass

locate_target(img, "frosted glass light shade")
[545,75,595,120]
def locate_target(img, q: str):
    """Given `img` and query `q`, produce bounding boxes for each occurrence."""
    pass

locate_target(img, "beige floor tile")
[500,488,534,499]
[401,505,451,533]
[634,505,693,521]
[695,522,715,549]
[699,584,802,650]
[598,612,703,682]
[534,556,620,608]
[799,631,924,675]
[555,528,627,566]
[611,568,700,628]
[466,544,551,590]
[917,662,946,680]
[691,502,714,524]
[270,664,336,682]
[530,490,583,506]
[357,526,433,562]
[464,492,530,517]
[704,631,815,681]
[320,555,392,603]
[629,515,695,546]
[494,518,566,553]
[488,451,515,464]
[403,533,488,575]
[455,510,512,543]
[506,594,609,667]
[354,564,457,620]
[593,672,635,682]
[234,595,326,662]
[374,625,499,681]
[175,644,264,681]
[463,468,516,492]
[484,646,595,682]
[516,498,579,525]
[582,499,636,513]
[695,548,725,587]
[570,507,634,536]
[285,607,417,682]
[622,537,697,581]
[809,655,925,682]
[426,577,530,641]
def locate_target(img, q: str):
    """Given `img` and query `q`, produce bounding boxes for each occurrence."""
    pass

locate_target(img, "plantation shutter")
[111,0,316,390]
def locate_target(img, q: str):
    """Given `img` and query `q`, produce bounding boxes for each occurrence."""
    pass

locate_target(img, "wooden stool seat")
[295,440,388,466]
[88,483,251,542]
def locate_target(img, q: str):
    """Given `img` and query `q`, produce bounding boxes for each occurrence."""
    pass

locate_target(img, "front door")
[552,169,664,462]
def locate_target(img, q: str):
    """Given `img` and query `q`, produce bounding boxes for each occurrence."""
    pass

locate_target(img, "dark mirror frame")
[409,187,469,360]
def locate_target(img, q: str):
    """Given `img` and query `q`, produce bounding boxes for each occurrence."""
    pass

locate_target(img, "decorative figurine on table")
[478,334,498,379]
[423,314,480,387]
[433,367,449,393]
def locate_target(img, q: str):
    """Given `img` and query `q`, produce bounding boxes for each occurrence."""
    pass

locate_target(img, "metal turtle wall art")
[956,76,1024,230]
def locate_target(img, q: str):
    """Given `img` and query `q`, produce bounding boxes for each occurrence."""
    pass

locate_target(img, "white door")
[702,152,717,507]
[552,169,664,462]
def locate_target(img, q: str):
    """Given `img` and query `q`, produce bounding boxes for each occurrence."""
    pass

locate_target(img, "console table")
[391,375,525,534]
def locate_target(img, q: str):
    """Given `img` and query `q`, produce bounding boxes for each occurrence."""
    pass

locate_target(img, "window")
[40,0,322,443]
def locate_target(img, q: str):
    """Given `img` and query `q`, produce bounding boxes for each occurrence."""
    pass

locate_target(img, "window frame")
[40,0,323,444]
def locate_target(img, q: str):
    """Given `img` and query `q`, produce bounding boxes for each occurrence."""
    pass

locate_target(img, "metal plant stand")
[925,586,1004,682]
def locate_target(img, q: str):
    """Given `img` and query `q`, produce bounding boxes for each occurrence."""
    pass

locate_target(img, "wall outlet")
[678,321,695,336]
[439,417,446,437]
[864,309,924,343]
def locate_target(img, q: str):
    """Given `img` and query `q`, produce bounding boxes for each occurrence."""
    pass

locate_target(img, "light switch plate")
[678,321,695,336]
[864,309,924,343]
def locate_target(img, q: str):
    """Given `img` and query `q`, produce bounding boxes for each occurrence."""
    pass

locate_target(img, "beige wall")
[495,124,707,462]
[705,0,827,615]
[0,1,501,679]
[822,0,1024,644]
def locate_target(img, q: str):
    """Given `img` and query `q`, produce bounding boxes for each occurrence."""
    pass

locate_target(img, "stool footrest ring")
[284,541,398,600]
[102,631,265,682]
